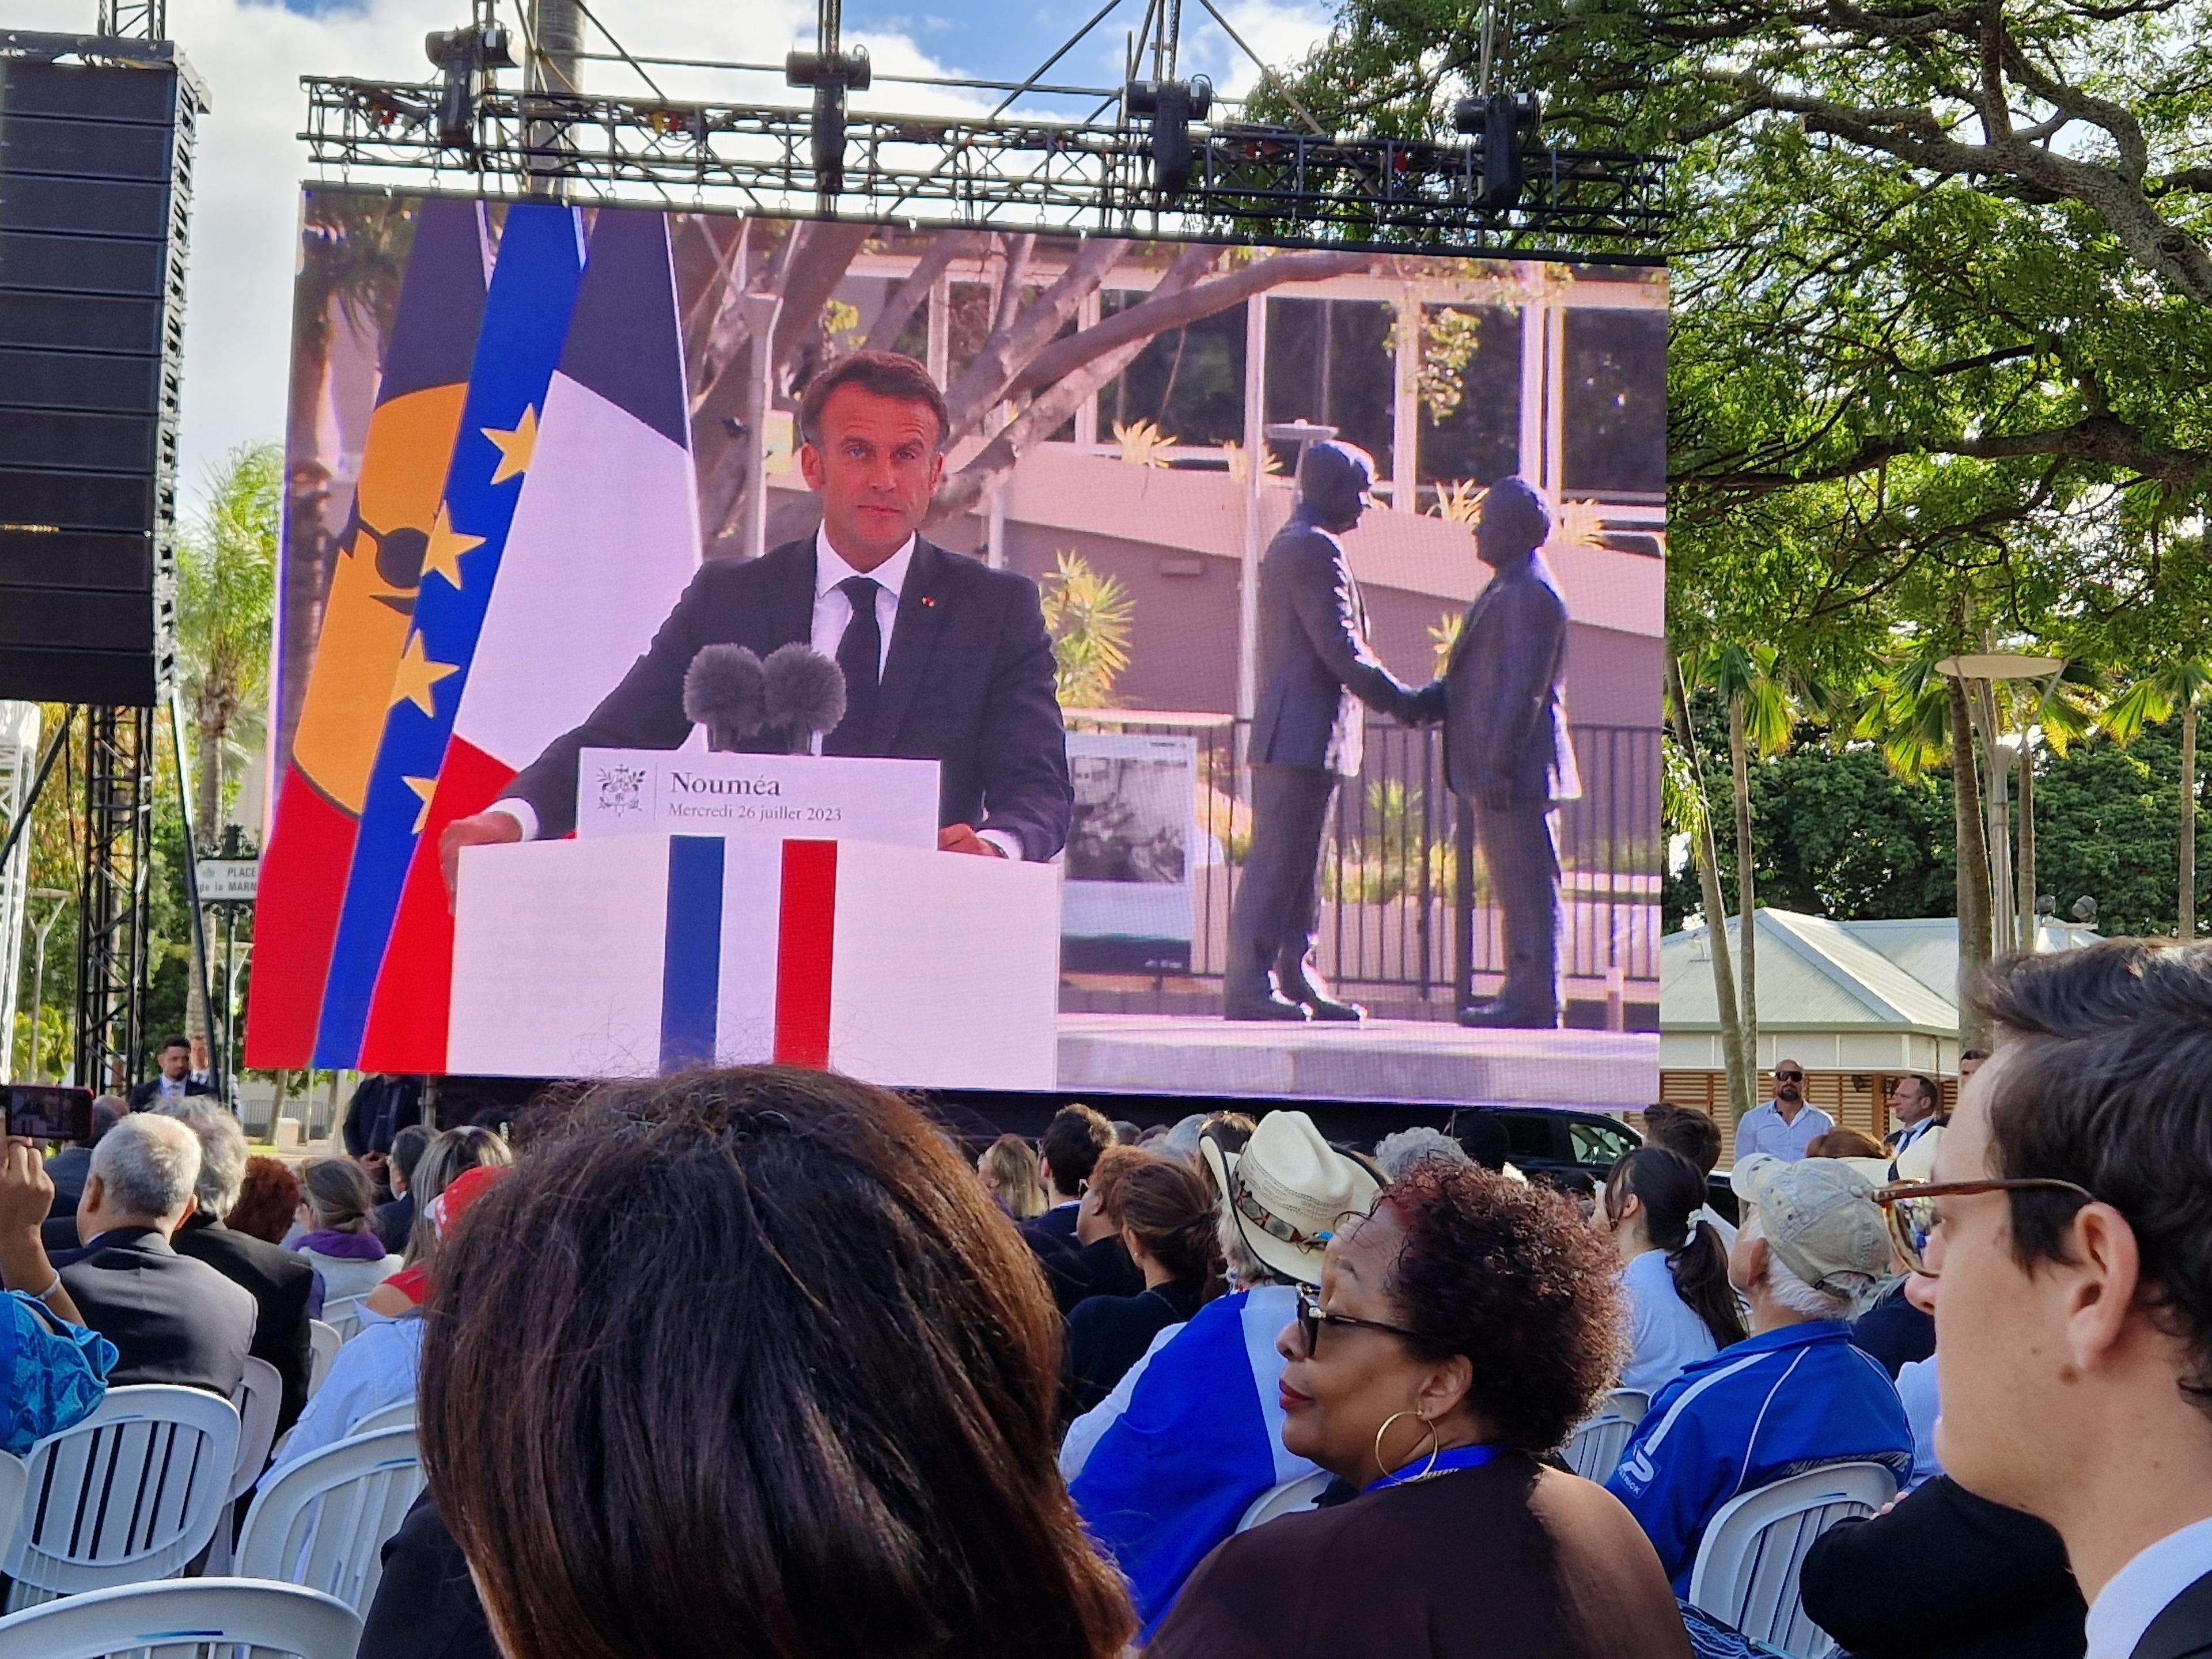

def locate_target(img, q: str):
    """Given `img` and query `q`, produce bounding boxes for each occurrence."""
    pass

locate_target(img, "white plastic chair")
[0,1576,362,1659]
[349,1399,415,1436]
[1562,1388,1649,1482]
[2,1385,241,1610]
[305,1321,340,1397]
[0,1456,25,1550]
[1687,1460,1898,1658]
[1235,1469,1333,1532]
[320,1298,364,1344]
[202,1358,285,1575]
[235,1426,424,1615]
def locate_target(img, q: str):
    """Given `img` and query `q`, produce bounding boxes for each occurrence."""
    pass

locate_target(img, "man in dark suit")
[438,350,1072,885]
[1020,1104,1113,1256]
[1922,948,2212,1659]
[44,1096,121,1219]
[54,1112,256,1399]
[372,1122,433,1255]
[1412,476,1578,1029]
[1225,441,1425,1022]
[154,1099,315,1433]
[126,1035,217,1112]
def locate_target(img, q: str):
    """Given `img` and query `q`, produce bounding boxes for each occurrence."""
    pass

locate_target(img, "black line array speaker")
[0,35,202,706]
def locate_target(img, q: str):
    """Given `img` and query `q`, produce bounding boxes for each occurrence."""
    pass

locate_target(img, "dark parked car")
[1450,1106,1739,1225]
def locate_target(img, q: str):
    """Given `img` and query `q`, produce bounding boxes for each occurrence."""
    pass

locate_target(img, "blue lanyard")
[1364,1443,1502,1494]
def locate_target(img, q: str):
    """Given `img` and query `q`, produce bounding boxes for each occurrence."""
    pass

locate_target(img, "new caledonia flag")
[312,203,586,1067]
[245,197,488,1068]
[357,209,701,1072]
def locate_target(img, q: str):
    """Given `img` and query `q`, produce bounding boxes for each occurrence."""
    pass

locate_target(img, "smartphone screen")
[4,1086,95,1144]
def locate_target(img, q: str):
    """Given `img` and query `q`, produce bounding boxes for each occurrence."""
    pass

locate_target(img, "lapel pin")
[921,594,936,607]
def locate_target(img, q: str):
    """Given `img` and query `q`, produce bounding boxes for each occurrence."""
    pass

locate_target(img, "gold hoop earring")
[1373,1408,1439,1483]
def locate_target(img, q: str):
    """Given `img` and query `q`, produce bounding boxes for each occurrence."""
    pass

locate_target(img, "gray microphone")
[682,644,767,752]
[761,643,847,755]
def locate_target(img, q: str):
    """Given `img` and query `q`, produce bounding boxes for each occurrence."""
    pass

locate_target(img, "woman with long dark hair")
[1061,1154,1225,1421]
[418,1066,1134,1659]
[1593,1147,1744,1394]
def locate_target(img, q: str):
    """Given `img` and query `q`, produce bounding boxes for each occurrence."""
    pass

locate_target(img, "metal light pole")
[21,889,67,1083]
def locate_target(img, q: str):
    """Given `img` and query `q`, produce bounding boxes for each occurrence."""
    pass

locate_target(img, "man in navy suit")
[1225,441,1426,1021]
[440,350,1072,886]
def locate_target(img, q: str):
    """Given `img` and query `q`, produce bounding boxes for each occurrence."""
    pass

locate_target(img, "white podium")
[448,832,1062,1088]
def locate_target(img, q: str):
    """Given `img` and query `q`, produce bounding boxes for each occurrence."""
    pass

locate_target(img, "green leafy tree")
[175,442,279,1051]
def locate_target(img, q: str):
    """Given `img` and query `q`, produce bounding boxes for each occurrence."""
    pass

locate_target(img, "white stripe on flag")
[454,368,700,770]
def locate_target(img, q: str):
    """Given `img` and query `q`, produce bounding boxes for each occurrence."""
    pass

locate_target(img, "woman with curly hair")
[1149,1160,1688,1659]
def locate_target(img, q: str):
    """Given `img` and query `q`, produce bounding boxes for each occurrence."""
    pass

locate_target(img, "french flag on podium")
[355,208,703,1073]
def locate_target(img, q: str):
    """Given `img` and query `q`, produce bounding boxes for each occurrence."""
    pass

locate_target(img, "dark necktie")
[824,574,881,755]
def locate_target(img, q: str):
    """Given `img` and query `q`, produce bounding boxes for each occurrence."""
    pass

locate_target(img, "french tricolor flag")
[356,208,702,1072]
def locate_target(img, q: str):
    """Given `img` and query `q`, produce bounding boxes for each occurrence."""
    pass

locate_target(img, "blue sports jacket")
[1605,1320,1914,1594]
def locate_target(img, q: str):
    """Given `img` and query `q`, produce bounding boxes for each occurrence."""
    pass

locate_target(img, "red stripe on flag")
[358,736,518,1074]
[773,840,839,1069]
[243,768,356,1069]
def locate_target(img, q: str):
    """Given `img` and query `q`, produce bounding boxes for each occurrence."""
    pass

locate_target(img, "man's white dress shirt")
[2086,1514,2212,1659]
[1734,1099,1835,1161]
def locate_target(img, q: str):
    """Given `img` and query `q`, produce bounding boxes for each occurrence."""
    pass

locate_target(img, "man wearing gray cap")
[1226,441,1427,1022]
[1605,1153,1914,1593]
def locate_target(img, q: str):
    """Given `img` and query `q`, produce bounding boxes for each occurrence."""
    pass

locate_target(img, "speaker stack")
[0,34,202,707]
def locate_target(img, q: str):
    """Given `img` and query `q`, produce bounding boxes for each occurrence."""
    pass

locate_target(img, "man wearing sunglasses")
[1893,941,2212,1659]
[1734,1060,1835,1162]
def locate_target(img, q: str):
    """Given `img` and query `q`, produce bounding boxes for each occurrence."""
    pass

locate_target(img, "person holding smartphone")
[0,1137,116,1453]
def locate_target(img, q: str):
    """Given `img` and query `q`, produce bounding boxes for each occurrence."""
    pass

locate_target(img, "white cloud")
[12,0,980,503]
[14,0,1331,503]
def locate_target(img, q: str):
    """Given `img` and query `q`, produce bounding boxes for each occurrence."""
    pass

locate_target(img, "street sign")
[196,858,259,903]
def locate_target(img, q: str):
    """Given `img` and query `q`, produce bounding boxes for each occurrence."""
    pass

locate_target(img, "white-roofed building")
[1660,908,2101,1157]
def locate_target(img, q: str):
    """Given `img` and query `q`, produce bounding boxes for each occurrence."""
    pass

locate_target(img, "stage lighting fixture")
[425,14,514,151]
[1125,75,1214,196]
[786,47,872,195]
[1453,90,1541,209]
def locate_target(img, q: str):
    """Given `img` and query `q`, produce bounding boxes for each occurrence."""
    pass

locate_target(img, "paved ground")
[1055,1013,1658,1107]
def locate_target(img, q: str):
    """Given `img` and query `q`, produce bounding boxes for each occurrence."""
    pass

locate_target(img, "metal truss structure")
[302,77,1668,257]
[76,706,153,1093]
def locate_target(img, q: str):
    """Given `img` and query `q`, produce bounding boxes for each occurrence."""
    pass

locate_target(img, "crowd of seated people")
[18,937,2212,1659]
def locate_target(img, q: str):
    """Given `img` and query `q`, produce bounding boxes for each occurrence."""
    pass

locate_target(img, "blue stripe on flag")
[659,836,724,1071]
[313,203,587,1067]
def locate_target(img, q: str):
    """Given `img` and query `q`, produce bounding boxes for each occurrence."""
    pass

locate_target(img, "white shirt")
[1618,1248,1718,1396]
[1736,1100,1835,1161]
[262,1316,423,1489]
[1895,1354,1941,1490]
[2086,1515,2212,1659]
[496,527,1018,859]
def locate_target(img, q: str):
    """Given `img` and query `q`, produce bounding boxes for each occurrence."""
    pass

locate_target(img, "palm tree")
[283,195,410,755]
[1692,643,1806,1090]
[1851,622,1993,1043]
[1039,550,1135,709]
[2101,660,2212,940]
[175,442,280,1050]
[1666,651,1754,1125]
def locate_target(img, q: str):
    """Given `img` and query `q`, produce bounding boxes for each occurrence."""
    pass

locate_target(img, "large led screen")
[248,190,1664,1108]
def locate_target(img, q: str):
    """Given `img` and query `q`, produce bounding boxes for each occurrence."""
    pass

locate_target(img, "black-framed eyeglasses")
[1872,1178,2096,1277]
[1774,1070,1805,1082]
[1294,1286,1423,1355]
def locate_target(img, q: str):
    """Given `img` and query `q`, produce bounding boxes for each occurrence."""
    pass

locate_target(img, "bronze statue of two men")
[1225,444,1577,1029]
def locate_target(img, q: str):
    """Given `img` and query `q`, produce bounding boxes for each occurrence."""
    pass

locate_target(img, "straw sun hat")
[1200,1110,1381,1287]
